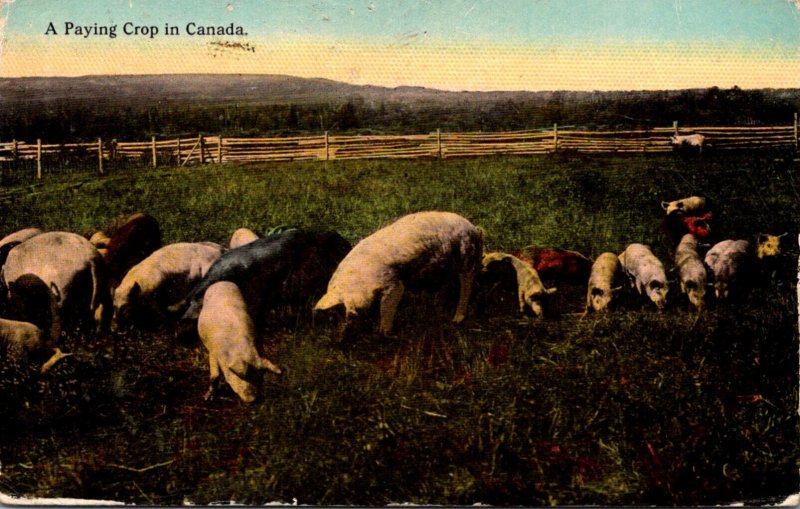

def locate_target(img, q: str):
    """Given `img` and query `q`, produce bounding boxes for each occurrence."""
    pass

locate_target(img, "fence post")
[324,131,330,161]
[217,136,223,164]
[176,138,182,165]
[199,134,205,165]
[553,123,558,152]
[151,136,157,168]
[36,139,42,180]
[673,121,679,136]
[437,128,442,159]
[110,139,117,162]
[97,138,104,176]
[12,139,17,162]
[794,112,798,152]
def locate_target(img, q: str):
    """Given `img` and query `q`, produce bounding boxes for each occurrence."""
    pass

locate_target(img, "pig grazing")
[229,228,260,249]
[661,196,707,217]
[619,244,668,310]
[2,231,110,338]
[585,252,621,314]
[0,318,70,373]
[704,239,752,300]
[512,246,592,283]
[198,282,281,403]
[4,273,60,345]
[112,242,224,330]
[675,234,707,311]
[315,211,482,336]
[102,213,163,290]
[482,252,556,317]
[179,229,352,325]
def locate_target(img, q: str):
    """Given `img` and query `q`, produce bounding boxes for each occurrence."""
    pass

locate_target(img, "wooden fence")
[1,117,798,179]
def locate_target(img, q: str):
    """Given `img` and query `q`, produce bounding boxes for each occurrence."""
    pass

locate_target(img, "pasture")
[0,153,798,505]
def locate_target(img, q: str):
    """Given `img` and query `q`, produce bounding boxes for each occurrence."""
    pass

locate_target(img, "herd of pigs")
[0,197,788,402]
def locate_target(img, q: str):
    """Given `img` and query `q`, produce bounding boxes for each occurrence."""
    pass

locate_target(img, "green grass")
[0,153,798,505]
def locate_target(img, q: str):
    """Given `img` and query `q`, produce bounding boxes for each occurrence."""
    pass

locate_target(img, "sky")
[0,0,799,91]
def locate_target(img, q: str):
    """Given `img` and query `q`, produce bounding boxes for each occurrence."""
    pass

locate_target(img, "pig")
[229,228,259,249]
[584,252,622,314]
[112,242,224,330]
[2,231,110,339]
[619,244,668,310]
[178,229,351,326]
[102,213,163,289]
[670,134,708,154]
[0,318,71,373]
[755,232,786,259]
[704,239,752,300]
[662,211,713,245]
[661,196,707,216]
[314,211,482,337]
[681,212,712,239]
[88,231,111,254]
[198,281,282,403]
[4,273,60,345]
[482,252,556,317]
[675,234,707,311]
[512,246,592,283]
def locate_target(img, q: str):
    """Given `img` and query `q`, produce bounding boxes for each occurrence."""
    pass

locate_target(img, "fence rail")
[1,118,798,179]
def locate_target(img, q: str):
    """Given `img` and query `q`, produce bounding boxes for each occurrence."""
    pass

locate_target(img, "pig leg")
[379,281,405,336]
[47,283,62,343]
[49,315,62,345]
[453,270,474,323]
[89,261,112,333]
[581,289,592,319]
[205,353,221,400]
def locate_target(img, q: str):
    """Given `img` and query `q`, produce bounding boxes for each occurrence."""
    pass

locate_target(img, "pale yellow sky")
[3,35,799,91]
[3,0,800,90]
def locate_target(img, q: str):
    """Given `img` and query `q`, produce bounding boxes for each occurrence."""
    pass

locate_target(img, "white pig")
[198,281,281,402]
[619,244,668,310]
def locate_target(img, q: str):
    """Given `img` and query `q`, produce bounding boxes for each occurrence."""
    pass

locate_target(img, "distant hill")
[0,74,526,106]
[1,74,798,141]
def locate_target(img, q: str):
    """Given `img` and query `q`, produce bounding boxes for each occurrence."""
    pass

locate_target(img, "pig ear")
[756,232,766,243]
[661,201,670,210]
[545,287,557,295]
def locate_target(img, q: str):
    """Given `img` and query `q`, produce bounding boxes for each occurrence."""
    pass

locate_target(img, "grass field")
[0,153,798,505]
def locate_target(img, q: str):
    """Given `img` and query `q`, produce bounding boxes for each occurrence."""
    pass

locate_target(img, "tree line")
[1,86,797,142]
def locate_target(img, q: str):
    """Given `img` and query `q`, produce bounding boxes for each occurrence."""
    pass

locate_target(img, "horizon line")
[2,72,798,95]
